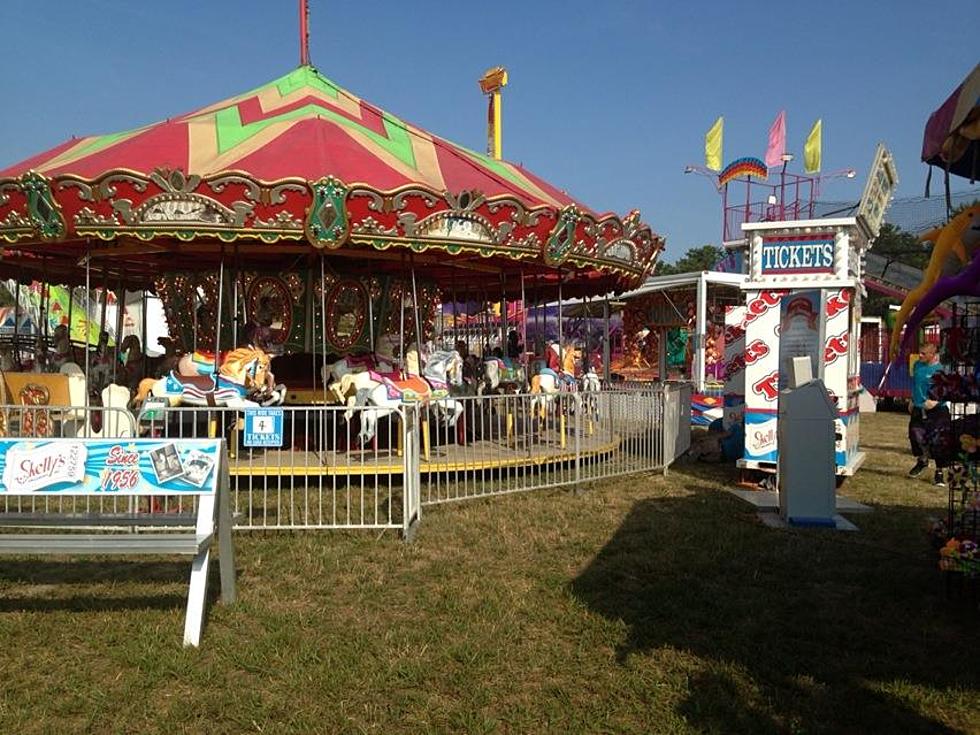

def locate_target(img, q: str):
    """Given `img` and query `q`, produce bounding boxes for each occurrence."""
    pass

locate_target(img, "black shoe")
[908,460,928,477]
[933,471,946,487]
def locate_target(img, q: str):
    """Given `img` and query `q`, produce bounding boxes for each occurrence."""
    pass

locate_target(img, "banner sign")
[0,438,221,495]
[857,143,898,240]
[761,234,835,275]
[243,408,284,448]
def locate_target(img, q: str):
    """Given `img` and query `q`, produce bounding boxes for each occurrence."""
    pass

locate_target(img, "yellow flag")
[704,116,723,171]
[804,119,822,173]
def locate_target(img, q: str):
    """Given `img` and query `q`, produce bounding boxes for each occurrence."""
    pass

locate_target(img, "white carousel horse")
[579,367,601,422]
[337,349,464,445]
[420,349,466,431]
[134,346,285,408]
[329,343,419,404]
[323,332,409,400]
[529,369,564,419]
[63,384,137,438]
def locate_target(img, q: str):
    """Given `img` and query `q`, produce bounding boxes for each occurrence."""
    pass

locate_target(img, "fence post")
[402,404,421,542]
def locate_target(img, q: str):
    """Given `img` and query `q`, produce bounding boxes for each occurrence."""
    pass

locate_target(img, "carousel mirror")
[246,276,292,346]
[325,280,367,351]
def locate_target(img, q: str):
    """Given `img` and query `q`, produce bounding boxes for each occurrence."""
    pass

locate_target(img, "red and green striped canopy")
[2,66,578,209]
[0,65,662,293]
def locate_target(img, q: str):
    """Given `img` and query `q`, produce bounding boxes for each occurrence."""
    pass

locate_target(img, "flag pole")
[299,0,310,66]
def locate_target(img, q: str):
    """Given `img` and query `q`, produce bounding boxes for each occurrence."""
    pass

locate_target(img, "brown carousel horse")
[134,346,285,408]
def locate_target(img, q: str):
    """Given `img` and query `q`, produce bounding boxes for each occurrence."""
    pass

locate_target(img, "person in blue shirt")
[907,342,949,485]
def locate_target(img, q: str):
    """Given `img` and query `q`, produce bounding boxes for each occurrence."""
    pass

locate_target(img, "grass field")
[0,411,978,734]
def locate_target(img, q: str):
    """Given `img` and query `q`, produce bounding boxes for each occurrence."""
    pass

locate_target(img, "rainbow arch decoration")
[718,157,768,186]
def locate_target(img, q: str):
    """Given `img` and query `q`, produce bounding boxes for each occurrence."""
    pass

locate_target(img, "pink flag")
[765,110,786,168]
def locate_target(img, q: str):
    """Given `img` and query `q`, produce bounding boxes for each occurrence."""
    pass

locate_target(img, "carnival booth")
[733,145,898,477]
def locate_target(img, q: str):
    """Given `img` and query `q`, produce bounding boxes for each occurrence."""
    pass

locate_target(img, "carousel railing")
[136,404,418,535]
[0,386,690,534]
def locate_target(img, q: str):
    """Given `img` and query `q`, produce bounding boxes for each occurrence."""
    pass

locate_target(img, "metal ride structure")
[0,3,690,536]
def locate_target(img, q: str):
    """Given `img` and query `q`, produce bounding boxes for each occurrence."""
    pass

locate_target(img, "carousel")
[0,26,664,478]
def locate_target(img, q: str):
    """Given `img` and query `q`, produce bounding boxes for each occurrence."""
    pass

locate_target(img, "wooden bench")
[0,438,236,647]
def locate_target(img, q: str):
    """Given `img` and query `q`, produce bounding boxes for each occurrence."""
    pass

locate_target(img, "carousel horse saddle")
[166,372,217,392]
[367,372,432,402]
[420,374,451,400]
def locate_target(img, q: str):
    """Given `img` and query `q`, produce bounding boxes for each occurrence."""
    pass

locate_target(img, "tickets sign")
[761,234,836,275]
[0,438,221,495]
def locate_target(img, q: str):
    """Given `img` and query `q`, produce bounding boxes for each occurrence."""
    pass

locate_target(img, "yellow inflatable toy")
[888,204,980,359]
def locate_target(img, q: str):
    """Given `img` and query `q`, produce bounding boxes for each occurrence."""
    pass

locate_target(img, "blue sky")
[0,0,976,260]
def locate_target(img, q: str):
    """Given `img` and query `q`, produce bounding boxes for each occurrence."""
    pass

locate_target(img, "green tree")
[864,223,933,317]
[656,244,724,275]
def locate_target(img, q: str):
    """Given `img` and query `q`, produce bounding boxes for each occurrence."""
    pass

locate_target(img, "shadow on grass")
[0,559,224,614]
[571,467,979,734]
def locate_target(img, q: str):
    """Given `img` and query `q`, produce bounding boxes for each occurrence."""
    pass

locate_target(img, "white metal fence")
[0,384,690,537]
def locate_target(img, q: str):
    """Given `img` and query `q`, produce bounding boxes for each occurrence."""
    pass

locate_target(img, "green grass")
[0,411,978,734]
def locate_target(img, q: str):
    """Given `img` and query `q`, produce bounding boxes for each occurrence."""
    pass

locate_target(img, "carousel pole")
[13,280,21,369]
[399,275,406,378]
[557,271,563,355]
[451,275,458,350]
[98,268,109,349]
[602,298,611,383]
[307,257,315,388]
[66,282,74,356]
[232,243,241,346]
[557,271,565,449]
[410,258,429,461]
[84,248,91,398]
[141,288,148,383]
[213,259,225,376]
[320,255,328,406]
[114,274,126,371]
[520,270,526,358]
[210,255,225,440]
[367,284,375,353]
[499,272,507,355]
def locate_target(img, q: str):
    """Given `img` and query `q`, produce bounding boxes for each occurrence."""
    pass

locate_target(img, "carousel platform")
[225,430,622,477]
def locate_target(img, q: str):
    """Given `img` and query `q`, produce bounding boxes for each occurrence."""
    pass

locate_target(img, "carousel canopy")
[0,65,663,296]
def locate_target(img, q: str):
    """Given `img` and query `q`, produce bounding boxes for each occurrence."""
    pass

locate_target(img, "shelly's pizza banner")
[0,439,222,495]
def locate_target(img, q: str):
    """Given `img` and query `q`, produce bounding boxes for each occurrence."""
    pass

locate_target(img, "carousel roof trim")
[0,65,664,291]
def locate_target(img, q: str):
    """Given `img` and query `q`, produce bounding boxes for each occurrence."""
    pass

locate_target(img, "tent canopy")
[922,63,980,180]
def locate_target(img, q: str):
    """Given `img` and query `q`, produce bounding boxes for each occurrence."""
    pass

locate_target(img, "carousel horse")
[50,325,72,372]
[529,369,565,419]
[482,355,528,393]
[337,347,464,445]
[63,384,137,439]
[322,331,405,398]
[134,346,285,408]
[889,205,980,359]
[329,343,420,404]
[579,365,602,423]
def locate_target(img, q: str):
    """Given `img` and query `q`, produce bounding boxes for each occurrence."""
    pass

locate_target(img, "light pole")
[780,153,794,220]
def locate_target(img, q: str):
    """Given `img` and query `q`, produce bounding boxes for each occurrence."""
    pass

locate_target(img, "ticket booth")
[731,145,897,478]
[736,218,870,476]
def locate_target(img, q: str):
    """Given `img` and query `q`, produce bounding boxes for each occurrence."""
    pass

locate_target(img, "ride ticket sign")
[0,439,221,495]
[761,233,836,275]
